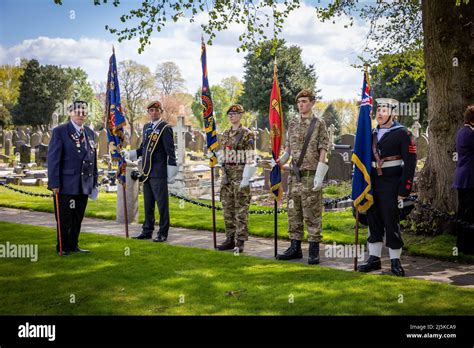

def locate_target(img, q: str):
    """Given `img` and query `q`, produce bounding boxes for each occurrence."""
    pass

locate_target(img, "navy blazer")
[453,125,474,189]
[47,121,98,195]
[136,121,177,178]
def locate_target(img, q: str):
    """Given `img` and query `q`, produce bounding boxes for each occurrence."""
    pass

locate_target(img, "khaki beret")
[295,89,316,103]
[226,104,245,114]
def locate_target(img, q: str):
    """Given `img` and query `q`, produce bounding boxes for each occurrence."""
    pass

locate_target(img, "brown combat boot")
[217,237,235,251]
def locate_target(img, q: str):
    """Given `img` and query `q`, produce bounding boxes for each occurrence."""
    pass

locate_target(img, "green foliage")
[191,76,244,131]
[371,49,427,128]
[13,60,73,126]
[0,63,24,110]
[240,39,319,129]
[321,104,341,139]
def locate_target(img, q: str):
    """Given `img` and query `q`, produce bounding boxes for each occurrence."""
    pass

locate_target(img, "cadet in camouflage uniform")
[274,90,330,264]
[216,104,257,253]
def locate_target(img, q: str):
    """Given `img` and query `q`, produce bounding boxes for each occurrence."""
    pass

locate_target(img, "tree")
[220,76,243,104]
[14,60,72,127]
[119,60,156,134]
[54,0,474,234]
[240,39,319,129]
[321,104,341,140]
[371,49,427,128]
[0,63,24,128]
[155,62,185,95]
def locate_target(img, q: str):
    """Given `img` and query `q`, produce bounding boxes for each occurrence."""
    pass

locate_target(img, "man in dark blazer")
[123,100,178,242]
[47,101,98,256]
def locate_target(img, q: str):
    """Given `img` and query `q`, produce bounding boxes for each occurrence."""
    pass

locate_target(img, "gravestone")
[36,144,48,167]
[327,152,351,181]
[194,132,205,153]
[4,130,12,147]
[417,135,429,160]
[174,116,188,165]
[185,132,197,152]
[258,129,271,153]
[4,139,12,156]
[20,143,31,164]
[98,129,109,158]
[339,134,355,149]
[129,129,140,149]
[12,130,19,145]
[41,132,51,145]
[30,132,42,148]
[15,140,25,155]
[0,131,3,148]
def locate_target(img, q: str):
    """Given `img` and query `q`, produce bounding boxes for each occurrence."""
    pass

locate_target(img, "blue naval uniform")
[47,121,98,252]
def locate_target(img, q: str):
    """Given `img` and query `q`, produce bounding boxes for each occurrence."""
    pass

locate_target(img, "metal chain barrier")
[1,181,471,225]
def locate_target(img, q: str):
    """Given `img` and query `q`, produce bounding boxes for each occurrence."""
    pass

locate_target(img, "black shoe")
[74,247,90,253]
[217,237,235,251]
[133,232,152,240]
[390,258,405,277]
[236,240,245,253]
[153,234,168,243]
[276,240,303,260]
[308,242,320,265]
[57,251,70,256]
[357,255,382,272]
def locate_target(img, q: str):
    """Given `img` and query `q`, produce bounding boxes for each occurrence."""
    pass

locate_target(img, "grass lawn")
[1,184,473,264]
[0,221,473,316]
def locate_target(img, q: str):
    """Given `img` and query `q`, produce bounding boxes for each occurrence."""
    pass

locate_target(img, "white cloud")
[0,3,372,101]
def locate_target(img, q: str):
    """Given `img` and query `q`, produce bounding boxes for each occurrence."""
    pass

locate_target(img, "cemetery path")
[1,207,473,288]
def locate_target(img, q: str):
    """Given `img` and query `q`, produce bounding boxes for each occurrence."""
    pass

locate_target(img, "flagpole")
[354,209,359,271]
[122,183,129,238]
[211,165,217,249]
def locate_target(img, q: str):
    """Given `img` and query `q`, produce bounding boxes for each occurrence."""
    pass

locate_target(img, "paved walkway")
[1,207,473,288]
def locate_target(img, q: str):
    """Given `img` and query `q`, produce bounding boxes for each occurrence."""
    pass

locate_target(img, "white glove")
[122,149,137,162]
[270,158,277,168]
[271,152,290,168]
[239,164,257,189]
[206,150,223,165]
[121,150,129,160]
[312,162,329,191]
[88,187,99,201]
[167,165,178,184]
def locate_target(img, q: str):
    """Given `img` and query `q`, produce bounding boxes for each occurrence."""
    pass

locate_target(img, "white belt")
[371,159,403,168]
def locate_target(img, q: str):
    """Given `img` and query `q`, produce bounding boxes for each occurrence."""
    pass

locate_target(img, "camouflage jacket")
[285,111,329,171]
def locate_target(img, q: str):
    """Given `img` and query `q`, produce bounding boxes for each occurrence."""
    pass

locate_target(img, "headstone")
[41,132,51,145]
[194,132,205,153]
[185,131,197,152]
[20,143,31,164]
[258,129,271,153]
[98,129,109,158]
[339,134,355,149]
[4,130,12,147]
[416,135,429,160]
[36,144,48,167]
[14,140,25,155]
[0,131,3,148]
[129,129,140,149]
[327,152,351,181]
[52,112,59,129]
[11,130,19,145]
[116,161,139,224]
[173,116,188,165]
[328,124,336,151]
[4,139,12,156]
[30,132,42,148]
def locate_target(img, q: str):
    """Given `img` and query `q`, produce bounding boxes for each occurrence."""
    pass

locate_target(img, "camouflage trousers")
[220,167,251,241]
[287,172,323,242]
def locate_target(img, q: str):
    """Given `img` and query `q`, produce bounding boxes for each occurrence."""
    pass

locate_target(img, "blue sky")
[0,0,373,100]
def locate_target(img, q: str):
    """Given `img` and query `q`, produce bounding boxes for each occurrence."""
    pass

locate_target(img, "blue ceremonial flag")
[201,40,219,167]
[351,68,373,213]
[105,47,127,185]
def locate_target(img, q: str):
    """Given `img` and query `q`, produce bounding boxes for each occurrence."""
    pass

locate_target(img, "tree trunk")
[413,0,473,235]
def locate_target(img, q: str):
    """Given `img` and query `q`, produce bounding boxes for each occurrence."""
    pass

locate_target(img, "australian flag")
[351,69,374,213]
[201,40,219,167]
[269,63,284,201]
[105,48,127,185]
